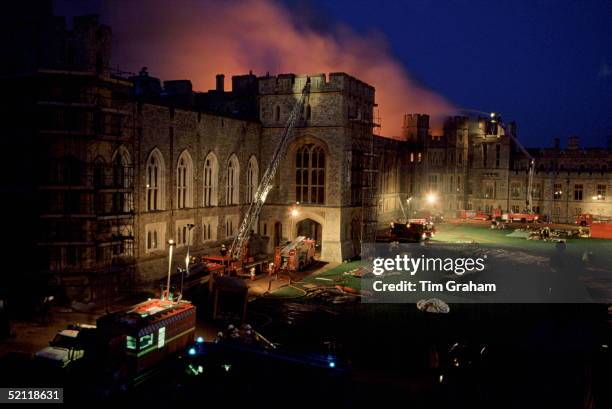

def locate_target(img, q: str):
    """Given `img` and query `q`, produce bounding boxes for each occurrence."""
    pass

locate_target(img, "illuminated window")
[126,336,137,350]
[553,184,563,200]
[596,184,606,200]
[158,327,166,348]
[139,334,154,349]
[295,144,325,204]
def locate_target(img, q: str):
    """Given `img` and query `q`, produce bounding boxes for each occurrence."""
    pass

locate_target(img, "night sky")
[300,0,612,148]
[55,0,612,148]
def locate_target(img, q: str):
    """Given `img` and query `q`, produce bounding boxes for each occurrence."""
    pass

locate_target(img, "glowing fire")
[106,0,456,137]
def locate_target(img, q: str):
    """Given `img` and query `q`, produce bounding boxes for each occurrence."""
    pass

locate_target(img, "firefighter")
[220,244,228,256]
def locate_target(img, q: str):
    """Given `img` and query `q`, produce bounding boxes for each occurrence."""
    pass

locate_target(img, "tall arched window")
[203,152,219,206]
[146,149,165,211]
[274,105,281,122]
[176,150,193,209]
[226,154,240,205]
[296,144,325,204]
[112,147,133,213]
[246,156,259,203]
[305,104,311,120]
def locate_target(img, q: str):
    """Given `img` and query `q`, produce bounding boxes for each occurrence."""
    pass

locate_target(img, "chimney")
[553,137,560,149]
[568,136,580,150]
[216,74,225,92]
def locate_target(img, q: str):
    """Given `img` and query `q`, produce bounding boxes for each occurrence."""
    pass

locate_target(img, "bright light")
[328,361,336,368]
[426,193,437,204]
[291,209,299,217]
[168,239,175,245]
[490,112,496,118]
[188,347,196,356]
[196,336,204,344]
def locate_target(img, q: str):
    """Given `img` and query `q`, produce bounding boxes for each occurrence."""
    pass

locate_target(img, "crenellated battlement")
[258,72,374,101]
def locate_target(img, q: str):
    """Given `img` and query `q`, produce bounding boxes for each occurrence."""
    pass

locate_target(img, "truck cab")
[34,329,88,368]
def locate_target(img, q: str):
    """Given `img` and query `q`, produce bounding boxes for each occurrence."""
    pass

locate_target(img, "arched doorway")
[296,218,322,254]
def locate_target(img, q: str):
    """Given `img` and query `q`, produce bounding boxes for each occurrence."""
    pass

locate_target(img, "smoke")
[104,0,456,137]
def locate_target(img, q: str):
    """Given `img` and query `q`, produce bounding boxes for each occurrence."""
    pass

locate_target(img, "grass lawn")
[265,223,612,298]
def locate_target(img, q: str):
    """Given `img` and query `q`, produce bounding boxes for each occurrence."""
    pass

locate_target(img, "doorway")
[296,218,322,253]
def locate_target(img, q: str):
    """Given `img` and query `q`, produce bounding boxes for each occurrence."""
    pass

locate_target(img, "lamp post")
[181,223,195,298]
[290,204,299,239]
[165,239,176,300]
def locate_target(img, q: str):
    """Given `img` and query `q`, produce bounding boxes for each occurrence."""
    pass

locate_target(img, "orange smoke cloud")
[105,0,456,137]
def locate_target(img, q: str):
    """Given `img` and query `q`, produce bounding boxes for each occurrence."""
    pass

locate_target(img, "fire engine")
[274,236,316,273]
[575,213,612,239]
[95,298,196,382]
[502,212,539,223]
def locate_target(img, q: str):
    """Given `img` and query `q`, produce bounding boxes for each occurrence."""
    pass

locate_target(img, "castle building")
[2,7,610,300]
[403,115,611,224]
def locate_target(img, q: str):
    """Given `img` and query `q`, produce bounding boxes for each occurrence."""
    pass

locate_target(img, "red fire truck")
[502,212,539,223]
[575,214,612,239]
[457,210,491,221]
[95,299,196,381]
[274,236,316,273]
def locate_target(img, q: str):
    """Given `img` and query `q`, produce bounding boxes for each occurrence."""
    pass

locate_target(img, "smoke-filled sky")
[55,0,612,146]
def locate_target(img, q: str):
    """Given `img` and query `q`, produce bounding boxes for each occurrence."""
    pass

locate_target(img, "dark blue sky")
[56,0,612,148]
[292,0,612,147]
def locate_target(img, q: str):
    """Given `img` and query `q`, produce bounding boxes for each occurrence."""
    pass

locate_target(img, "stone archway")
[296,218,323,254]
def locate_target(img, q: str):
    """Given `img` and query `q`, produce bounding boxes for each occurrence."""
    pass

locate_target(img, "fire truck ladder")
[492,113,535,213]
[229,79,311,261]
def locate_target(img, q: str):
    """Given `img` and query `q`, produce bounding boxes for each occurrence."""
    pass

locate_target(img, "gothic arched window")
[176,150,194,209]
[203,152,219,206]
[246,156,259,203]
[296,144,325,204]
[226,154,240,205]
[146,149,165,211]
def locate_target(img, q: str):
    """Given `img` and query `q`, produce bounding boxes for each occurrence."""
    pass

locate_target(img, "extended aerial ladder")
[490,113,535,213]
[229,79,311,261]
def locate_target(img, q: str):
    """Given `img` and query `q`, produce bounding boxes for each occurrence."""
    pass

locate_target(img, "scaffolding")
[349,113,381,249]
[36,67,138,303]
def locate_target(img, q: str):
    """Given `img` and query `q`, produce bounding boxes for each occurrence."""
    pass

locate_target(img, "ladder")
[229,79,311,261]
[500,120,535,212]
